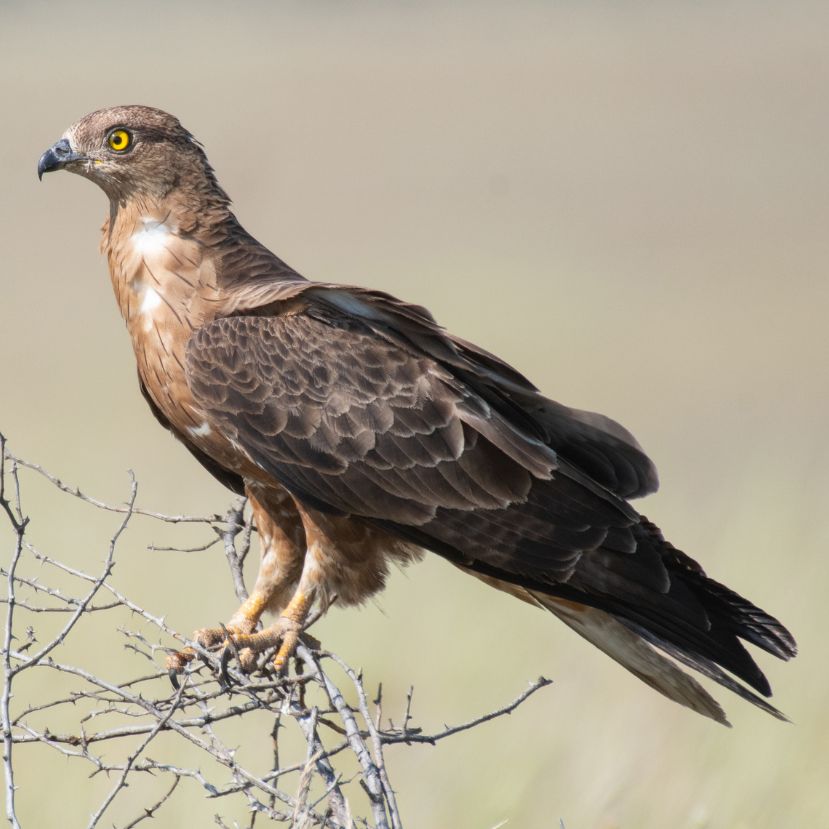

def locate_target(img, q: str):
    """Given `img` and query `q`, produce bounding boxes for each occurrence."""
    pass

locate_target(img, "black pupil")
[114,132,126,147]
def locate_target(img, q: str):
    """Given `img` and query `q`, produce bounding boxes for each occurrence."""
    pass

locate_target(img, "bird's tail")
[533,592,789,726]
[461,567,791,726]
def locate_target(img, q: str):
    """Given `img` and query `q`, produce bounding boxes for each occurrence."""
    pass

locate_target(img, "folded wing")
[184,287,795,722]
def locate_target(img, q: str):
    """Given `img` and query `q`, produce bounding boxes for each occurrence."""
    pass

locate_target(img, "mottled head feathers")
[39,105,228,205]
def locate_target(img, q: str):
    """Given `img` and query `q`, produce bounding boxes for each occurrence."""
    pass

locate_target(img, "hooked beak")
[37,138,86,180]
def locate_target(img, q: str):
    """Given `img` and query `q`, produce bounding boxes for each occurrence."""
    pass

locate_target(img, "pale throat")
[109,206,212,335]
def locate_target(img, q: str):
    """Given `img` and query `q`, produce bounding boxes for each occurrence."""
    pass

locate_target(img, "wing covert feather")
[187,311,553,500]
[227,282,660,499]
[185,309,635,581]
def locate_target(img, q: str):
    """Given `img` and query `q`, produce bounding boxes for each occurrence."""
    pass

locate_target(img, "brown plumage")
[38,105,796,725]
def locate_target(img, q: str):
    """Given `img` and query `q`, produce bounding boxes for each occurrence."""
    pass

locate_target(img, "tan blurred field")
[1,2,828,826]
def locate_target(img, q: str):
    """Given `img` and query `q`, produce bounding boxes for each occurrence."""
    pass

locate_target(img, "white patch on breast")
[131,218,174,258]
[187,422,212,438]
[140,287,162,314]
[138,286,163,331]
[126,218,183,330]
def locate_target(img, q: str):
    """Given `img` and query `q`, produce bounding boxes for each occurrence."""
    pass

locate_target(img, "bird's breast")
[107,213,223,438]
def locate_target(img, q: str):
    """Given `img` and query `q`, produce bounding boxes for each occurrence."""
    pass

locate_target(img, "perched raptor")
[38,106,795,725]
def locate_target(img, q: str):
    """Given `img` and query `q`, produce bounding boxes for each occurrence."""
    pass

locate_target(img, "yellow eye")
[107,129,132,152]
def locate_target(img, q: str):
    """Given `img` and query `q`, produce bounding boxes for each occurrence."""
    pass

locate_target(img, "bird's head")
[37,105,223,204]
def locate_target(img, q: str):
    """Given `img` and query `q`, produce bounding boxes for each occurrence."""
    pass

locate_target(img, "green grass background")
[1,2,827,826]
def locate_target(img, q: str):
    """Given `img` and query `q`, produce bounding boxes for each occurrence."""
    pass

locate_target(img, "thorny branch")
[0,434,552,827]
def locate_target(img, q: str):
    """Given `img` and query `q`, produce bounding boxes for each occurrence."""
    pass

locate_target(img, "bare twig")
[87,681,186,829]
[5,453,220,523]
[1,433,26,829]
[220,497,251,603]
[381,676,553,747]
[0,437,553,827]
[119,776,181,829]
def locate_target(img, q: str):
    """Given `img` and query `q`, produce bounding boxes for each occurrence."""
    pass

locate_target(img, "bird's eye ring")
[107,128,132,153]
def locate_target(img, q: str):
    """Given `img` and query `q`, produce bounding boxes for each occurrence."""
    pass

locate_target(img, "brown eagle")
[38,106,795,725]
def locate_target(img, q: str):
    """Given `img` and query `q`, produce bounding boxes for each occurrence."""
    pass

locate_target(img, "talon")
[165,646,196,687]
[219,645,235,687]
[221,623,241,662]
[171,604,316,685]
[300,631,321,652]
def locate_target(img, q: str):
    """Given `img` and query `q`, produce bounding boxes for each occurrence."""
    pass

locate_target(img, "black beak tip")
[37,138,76,181]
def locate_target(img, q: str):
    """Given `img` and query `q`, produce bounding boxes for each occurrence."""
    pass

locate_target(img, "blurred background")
[1,1,827,826]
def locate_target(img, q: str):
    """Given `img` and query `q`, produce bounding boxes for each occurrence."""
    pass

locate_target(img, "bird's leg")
[217,501,334,676]
[165,488,306,680]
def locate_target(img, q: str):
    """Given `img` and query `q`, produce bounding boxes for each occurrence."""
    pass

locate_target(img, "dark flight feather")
[185,286,796,719]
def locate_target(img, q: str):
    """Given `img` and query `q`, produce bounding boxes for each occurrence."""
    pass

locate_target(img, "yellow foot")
[165,617,320,688]
[218,616,320,683]
[165,620,257,687]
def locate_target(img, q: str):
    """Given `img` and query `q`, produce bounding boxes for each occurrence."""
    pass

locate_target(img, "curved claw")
[299,631,321,651]
[218,623,243,687]
[219,644,236,687]
[165,646,197,688]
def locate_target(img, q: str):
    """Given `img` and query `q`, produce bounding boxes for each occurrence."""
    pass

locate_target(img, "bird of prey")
[38,106,795,725]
